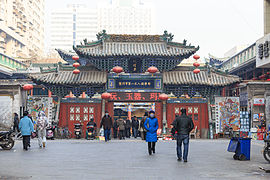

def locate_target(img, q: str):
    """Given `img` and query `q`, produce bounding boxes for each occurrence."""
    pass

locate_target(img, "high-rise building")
[49,4,97,51]
[0,0,44,59]
[98,0,155,35]
[265,0,270,35]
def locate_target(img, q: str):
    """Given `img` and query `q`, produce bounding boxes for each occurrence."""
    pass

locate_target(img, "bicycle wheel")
[263,146,270,163]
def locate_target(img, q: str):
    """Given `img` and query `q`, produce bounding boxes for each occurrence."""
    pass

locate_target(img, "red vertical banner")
[222,87,226,97]
[48,90,52,97]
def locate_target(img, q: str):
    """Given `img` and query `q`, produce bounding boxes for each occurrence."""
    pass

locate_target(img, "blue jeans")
[176,134,189,160]
[104,128,111,142]
[133,128,138,138]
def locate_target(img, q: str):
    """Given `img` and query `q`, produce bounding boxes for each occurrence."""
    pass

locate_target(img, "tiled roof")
[163,69,240,86]
[31,70,107,85]
[75,42,197,57]
[74,33,198,57]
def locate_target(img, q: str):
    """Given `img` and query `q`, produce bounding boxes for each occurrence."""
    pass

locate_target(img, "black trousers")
[125,128,131,138]
[22,135,30,150]
[148,142,156,155]
[113,128,118,139]
[119,130,125,140]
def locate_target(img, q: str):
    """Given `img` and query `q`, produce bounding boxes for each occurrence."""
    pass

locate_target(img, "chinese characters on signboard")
[256,33,270,68]
[258,41,269,59]
[115,79,155,89]
[108,79,162,90]
[110,92,160,101]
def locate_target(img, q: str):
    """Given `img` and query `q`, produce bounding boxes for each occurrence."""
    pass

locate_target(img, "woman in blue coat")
[144,110,159,155]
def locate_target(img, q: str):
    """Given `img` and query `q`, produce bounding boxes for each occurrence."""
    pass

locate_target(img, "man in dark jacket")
[125,119,131,138]
[172,108,194,162]
[100,111,113,142]
[132,116,139,138]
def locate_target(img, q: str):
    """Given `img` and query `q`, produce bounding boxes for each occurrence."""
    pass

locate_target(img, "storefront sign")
[109,92,161,101]
[115,79,155,89]
[256,33,270,68]
[253,98,265,106]
[107,74,162,91]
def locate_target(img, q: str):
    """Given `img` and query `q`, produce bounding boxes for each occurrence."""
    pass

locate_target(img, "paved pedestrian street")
[0,139,270,180]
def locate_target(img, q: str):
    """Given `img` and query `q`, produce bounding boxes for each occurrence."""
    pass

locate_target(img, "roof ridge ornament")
[96,30,109,41]
[162,30,174,43]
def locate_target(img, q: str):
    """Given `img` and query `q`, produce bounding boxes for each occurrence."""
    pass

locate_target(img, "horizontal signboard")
[109,92,161,101]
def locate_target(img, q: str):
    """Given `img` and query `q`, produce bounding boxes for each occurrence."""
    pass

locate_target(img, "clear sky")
[45,0,263,58]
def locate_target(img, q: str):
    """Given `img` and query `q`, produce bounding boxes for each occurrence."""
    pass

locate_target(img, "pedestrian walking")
[13,113,19,133]
[132,116,139,138]
[144,110,159,155]
[36,111,48,148]
[140,112,148,140]
[19,111,34,151]
[171,108,194,162]
[117,116,126,140]
[100,111,113,142]
[113,119,118,139]
[125,119,131,138]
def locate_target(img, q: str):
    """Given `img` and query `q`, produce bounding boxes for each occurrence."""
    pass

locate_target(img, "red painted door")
[173,104,201,136]
[67,104,98,138]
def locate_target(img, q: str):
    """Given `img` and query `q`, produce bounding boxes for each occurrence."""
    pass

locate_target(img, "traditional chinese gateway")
[31,31,240,138]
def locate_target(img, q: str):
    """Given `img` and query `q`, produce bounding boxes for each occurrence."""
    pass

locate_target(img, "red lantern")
[267,72,270,75]
[193,54,200,60]
[267,79,270,81]
[193,69,200,74]
[101,92,112,99]
[23,84,33,91]
[73,62,80,68]
[73,69,80,74]
[193,62,200,67]
[112,66,123,74]
[72,56,79,61]
[147,66,158,74]
[159,93,168,101]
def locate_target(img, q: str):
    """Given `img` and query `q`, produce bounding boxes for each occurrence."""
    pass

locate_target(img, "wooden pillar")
[222,87,226,97]
[128,104,131,120]
[48,90,52,98]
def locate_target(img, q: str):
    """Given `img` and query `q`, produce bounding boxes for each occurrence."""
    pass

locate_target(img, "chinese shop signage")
[256,33,270,68]
[109,92,161,101]
[115,79,155,89]
[253,98,265,106]
[108,75,162,91]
